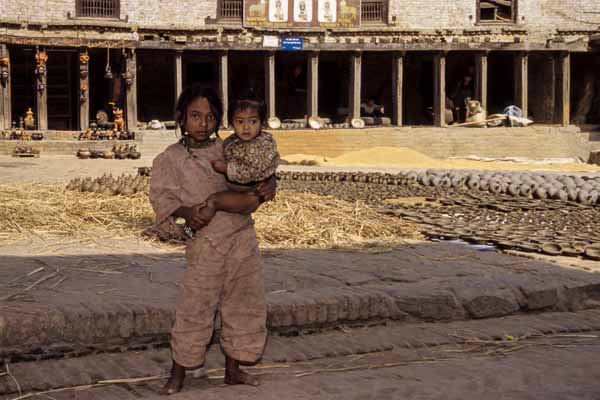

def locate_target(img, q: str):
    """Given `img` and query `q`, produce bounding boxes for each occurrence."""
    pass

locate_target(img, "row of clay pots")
[66,174,148,196]
[410,170,600,205]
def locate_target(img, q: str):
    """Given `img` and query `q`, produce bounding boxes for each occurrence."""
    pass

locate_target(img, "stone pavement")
[1,310,599,399]
[1,241,600,361]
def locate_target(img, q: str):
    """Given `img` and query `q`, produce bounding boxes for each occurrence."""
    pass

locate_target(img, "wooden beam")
[558,51,570,126]
[514,51,528,118]
[265,51,276,120]
[174,50,183,103]
[307,51,319,118]
[35,50,48,131]
[0,44,11,129]
[79,49,89,130]
[475,51,488,112]
[433,52,446,127]
[350,51,362,120]
[218,50,229,128]
[392,51,404,126]
[125,50,137,131]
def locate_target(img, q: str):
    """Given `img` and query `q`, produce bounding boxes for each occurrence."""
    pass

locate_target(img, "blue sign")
[281,37,304,51]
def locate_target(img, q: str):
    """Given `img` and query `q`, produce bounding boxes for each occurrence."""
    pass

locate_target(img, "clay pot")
[519,184,532,197]
[77,149,91,159]
[103,150,114,159]
[541,243,562,256]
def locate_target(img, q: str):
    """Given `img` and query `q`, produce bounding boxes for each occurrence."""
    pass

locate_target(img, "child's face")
[184,97,218,142]
[232,108,261,141]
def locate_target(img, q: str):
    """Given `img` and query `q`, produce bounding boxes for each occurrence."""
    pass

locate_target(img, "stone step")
[1,244,600,363]
[1,309,599,396]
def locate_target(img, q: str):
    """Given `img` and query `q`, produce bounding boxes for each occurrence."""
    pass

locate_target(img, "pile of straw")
[0,183,421,249]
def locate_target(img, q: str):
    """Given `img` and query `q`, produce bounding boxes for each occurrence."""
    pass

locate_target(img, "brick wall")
[3,0,599,32]
[269,126,593,161]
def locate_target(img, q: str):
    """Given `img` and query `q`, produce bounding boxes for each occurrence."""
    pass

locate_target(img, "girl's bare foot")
[159,360,186,395]
[224,356,260,386]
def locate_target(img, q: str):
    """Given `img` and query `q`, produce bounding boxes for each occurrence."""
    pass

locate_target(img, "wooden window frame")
[76,0,120,19]
[361,0,389,25]
[476,0,518,24]
[218,0,243,23]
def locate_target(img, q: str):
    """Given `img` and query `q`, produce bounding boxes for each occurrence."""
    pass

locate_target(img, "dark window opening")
[477,0,516,23]
[361,1,387,24]
[77,0,120,19]
[219,0,243,22]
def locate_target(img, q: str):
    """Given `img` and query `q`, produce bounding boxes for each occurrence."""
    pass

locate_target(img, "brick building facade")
[0,0,599,132]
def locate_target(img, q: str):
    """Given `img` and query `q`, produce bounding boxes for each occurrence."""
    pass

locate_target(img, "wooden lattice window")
[361,1,387,24]
[76,0,120,19]
[219,0,243,21]
[477,0,517,23]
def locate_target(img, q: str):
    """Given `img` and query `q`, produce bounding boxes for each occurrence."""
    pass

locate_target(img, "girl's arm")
[208,191,261,215]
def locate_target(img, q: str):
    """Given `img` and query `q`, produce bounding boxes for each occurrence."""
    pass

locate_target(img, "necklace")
[180,134,217,150]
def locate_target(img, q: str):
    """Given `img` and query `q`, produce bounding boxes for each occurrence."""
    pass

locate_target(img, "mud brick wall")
[270,126,592,161]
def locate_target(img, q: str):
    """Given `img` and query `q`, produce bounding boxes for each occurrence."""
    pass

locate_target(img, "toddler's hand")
[211,160,227,174]
[257,175,277,202]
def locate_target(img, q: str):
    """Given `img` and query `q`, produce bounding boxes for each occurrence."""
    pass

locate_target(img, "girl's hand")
[211,160,227,174]
[181,201,216,230]
[256,175,277,202]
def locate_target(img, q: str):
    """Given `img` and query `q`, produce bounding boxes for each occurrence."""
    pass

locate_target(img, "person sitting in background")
[361,98,384,118]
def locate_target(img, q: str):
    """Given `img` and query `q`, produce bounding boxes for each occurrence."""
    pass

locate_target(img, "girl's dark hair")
[228,92,267,126]
[175,85,223,131]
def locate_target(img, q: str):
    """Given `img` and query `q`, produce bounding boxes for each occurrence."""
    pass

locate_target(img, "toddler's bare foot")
[159,360,186,395]
[224,356,260,386]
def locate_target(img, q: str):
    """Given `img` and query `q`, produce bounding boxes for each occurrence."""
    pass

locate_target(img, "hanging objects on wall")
[121,48,134,88]
[79,49,89,79]
[104,48,113,80]
[34,48,48,78]
[0,56,9,87]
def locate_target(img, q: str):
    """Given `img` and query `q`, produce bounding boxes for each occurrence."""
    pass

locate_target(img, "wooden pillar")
[265,51,276,120]
[307,51,319,118]
[557,51,571,126]
[35,50,48,131]
[349,51,362,120]
[433,52,446,127]
[514,51,528,118]
[392,51,404,126]
[0,45,11,129]
[79,49,90,130]
[218,51,229,128]
[174,50,183,102]
[475,51,488,112]
[125,50,137,131]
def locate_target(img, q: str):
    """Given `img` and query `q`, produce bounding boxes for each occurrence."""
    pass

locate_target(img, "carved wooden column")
[557,51,571,126]
[79,49,90,130]
[35,49,48,130]
[433,52,446,127]
[392,51,404,126]
[514,51,528,118]
[349,51,362,120]
[0,45,11,129]
[124,49,137,131]
[475,51,488,112]
[307,51,319,119]
[174,50,183,103]
[265,51,276,120]
[218,51,229,128]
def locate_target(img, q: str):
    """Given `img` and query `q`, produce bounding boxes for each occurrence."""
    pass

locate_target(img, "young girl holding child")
[149,86,276,395]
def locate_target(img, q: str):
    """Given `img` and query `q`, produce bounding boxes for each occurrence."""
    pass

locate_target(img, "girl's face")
[232,107,261,141]
[183,97,218,142]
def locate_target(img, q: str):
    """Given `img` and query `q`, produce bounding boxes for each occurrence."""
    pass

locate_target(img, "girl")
[149,85,276,395]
